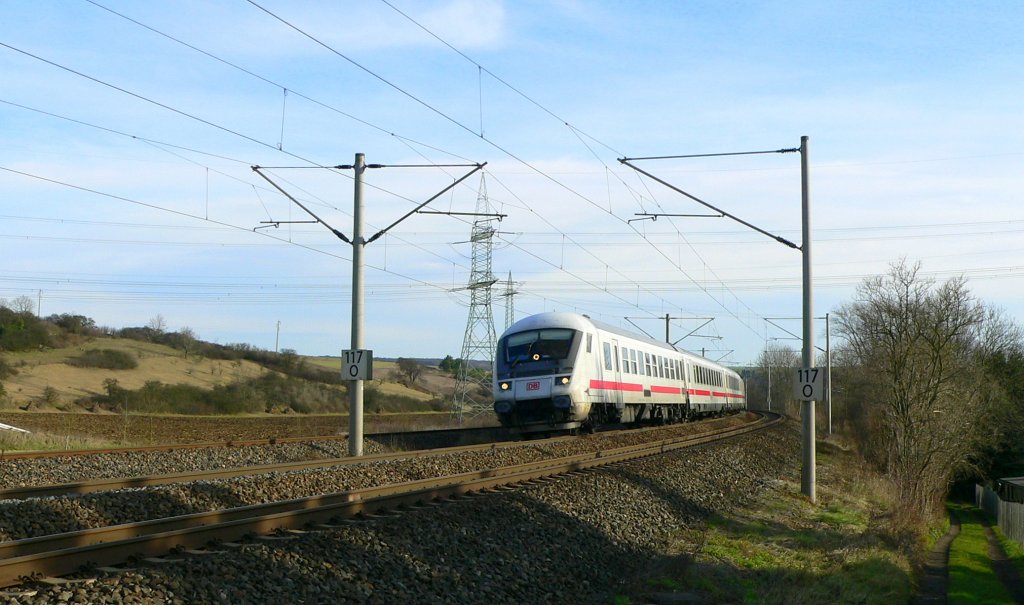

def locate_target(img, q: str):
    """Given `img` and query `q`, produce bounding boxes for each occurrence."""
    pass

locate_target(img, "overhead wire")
[371,0,771,340]
[242,0,752,333]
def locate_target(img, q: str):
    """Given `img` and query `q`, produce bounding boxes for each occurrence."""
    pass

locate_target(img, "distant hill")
[0,309,460,415]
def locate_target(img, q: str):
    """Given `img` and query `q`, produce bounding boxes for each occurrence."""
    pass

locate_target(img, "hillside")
[0,326,458,414]
[2,338,267,407]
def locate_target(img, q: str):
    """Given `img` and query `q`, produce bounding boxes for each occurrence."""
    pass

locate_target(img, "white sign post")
[342,349,373,381]
[794,367,823,401]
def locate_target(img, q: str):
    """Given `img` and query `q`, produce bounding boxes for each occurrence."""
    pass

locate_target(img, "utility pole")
[350,153,366,457]
[252,156,486,457]
[275,321,281,353]
[800,135,815,502]
[619,136,815,501]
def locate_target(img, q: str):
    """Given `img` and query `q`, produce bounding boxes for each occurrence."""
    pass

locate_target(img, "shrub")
[0,307,50,351]
[67,349,138,370]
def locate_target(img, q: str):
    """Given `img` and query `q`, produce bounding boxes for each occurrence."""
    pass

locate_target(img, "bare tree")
[147,314,167,334]
[835,260,1010,524]
[752,344,800,416]
[11,295,35,315]
[178,326,197,359]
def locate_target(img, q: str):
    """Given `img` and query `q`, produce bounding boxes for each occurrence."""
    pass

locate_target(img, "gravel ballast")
[1,421,801,605]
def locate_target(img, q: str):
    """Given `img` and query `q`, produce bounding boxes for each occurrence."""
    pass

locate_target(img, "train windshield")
[503,328,576,364]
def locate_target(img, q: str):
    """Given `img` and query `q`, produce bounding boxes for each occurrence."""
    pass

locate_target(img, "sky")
[2,0,1023,367]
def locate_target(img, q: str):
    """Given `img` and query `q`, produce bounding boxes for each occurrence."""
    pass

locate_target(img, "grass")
[994,525,1024,579]
[614,439,913,605]
[2,338,268,405]
[0,428,116,453]
[947,503,1016,605]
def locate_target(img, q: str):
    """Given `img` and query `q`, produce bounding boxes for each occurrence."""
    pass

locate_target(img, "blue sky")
[2,0,1023,366]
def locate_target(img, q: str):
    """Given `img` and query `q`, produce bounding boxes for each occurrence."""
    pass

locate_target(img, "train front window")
[505,328,576,364]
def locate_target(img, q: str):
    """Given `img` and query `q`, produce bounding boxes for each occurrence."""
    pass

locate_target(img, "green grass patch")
[66,348,138,370]
[947,503,1016,605]
[613,445,915,605]
[993,524,1024,587]
[814,503,868,529]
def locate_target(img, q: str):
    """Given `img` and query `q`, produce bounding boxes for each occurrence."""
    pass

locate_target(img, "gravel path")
[1,422,800,605]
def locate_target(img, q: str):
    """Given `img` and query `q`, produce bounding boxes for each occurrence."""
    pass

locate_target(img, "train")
[492,312,745,432]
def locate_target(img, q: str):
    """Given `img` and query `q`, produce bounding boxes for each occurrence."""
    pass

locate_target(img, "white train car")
[492,312,745,432]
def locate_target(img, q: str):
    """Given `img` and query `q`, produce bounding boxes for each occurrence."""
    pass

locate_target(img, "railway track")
[0,424,511,461]
[0,417,732,499]
[0,431,576,501]
[0,411,781,588]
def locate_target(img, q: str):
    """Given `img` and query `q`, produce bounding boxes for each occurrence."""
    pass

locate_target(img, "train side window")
[644,353,651,376]
[630,349,638,374]
[603,342,612,371]
[677,360,683,381]
[621,347,629,373]
[613,346,620,372]
[587,333,592,353]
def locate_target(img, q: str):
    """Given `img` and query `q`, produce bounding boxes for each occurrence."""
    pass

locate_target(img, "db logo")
[526,381,541,391]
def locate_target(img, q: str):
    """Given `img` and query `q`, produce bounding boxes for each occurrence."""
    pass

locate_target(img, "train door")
[609,338,623,410]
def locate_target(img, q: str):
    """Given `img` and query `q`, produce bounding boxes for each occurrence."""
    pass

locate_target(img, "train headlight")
[499,382,510,391]
[553,396,572,409]
[494,401,512,414]
[557,375,571,385]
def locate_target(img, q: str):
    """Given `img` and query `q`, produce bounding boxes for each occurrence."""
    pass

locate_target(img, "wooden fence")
[976,483,1024,547]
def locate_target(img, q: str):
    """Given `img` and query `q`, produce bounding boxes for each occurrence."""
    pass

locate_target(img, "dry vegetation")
[2,338,267,406]
[1,340,455,413]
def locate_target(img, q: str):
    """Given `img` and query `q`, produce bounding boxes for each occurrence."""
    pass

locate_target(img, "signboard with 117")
[793,367,823,401]
[342,349,373,381]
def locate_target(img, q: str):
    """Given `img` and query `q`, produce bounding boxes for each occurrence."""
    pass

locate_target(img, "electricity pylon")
[500,272,518,331]
[452,175,499,423]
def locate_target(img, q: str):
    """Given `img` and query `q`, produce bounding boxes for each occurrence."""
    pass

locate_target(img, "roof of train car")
[503,312,738,375]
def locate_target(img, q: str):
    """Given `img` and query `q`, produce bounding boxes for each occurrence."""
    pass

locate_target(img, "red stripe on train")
[589,380,644,392]
[651,385,682,394]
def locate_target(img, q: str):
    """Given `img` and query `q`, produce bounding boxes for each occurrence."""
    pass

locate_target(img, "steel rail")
[0,417,724,500]
[0,431,574,500]
[0,425,512,461]
[0,412,780,587]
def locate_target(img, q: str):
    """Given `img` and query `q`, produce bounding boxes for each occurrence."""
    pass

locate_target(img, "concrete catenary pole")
[349,153,366,457]
[800,135,816,502]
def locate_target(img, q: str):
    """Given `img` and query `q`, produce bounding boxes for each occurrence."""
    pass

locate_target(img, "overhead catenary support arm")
[251,166,351,243]
[366,162,486,244]
[618,157,800,250]
[251,156,487,457]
